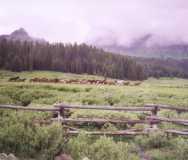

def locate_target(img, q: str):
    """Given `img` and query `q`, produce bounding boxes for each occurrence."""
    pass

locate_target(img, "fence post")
[151,106,159,129]
[151,106,159,116]
[176,110,182,115]
[60,107,65,118]
[57,107,65,122]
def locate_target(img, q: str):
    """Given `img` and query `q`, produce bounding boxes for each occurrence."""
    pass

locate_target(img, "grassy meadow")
[1,70,188,107]
[0,70,188,160]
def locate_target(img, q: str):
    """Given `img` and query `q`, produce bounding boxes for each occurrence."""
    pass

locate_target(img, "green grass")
[1,70,188,107]
[1,70,188,122]
[0,70,107,82]
[1,70,188,126]
[1,70,188,159]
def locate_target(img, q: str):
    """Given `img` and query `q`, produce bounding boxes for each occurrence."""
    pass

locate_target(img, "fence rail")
[148,116,188,126]
[67,129,188,136]
[67,129,147,136]
[1,103,188,113]
[0,103,188,136]
[55,104,155,112]
[0,104,59,112]
[166,129,188,136]
[52,117,160,125]
[145,104,188,112]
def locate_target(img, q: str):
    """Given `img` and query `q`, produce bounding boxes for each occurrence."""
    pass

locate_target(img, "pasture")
[1,70,188,107]
[0,70,188,160]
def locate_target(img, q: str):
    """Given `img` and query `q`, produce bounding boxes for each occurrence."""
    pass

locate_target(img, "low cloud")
[0,0,188,44]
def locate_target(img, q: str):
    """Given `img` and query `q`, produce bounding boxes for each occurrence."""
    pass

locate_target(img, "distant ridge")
[0,28,47,43]
[92,34,188,59]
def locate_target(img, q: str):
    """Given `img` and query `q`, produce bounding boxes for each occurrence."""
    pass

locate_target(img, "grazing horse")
[116,80,124,85]
[9,76,20,81]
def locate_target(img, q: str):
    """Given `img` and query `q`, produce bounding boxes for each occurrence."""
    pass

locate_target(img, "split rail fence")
[0,103,188,136]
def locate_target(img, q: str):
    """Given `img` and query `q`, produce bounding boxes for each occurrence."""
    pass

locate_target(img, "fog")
[0,0,188,45]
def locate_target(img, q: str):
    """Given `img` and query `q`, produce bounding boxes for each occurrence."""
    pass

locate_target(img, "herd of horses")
[8,76,142,86]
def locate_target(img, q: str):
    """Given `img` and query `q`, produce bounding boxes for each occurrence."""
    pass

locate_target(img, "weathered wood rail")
[55,104,155,112]
[52,118,160,125]
[148,116,188,126]
[1,103,188,113]
[0,104,59,112]
[66,129,188,136]
[67,129,147,136]
[166,129,188,136]
[145,104,188,113]
[0,103,188,136]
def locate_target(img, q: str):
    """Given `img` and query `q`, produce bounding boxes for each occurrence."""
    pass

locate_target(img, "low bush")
[148,149,176,160]
[67,133,139,160]
[85,87,92,92]
[67,133,92,159]
[0,111,64,160]
[19,92,33,106]
[0,85,55,106]
[147,138,188,160]
[82,98,101,105]
[104,95,120,105]
[57,86,82,93]
[135,131,171,149]
[173,137,188,160]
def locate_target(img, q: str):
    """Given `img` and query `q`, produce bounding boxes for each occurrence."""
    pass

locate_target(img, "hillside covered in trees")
[0,39,146,80]
[0,38,188,80]
[135,57,188,78]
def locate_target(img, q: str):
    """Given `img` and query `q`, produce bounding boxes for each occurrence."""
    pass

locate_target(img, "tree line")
[0,39,146,80]
[1,39,187,80]
[135,57,188,78]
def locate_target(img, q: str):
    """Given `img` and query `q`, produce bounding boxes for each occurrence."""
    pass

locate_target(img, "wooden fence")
[0,103,188,136]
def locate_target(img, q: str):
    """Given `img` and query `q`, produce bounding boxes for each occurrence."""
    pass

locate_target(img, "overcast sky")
[0,0,188,44]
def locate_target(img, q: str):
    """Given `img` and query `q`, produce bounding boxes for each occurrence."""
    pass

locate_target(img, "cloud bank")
[0,0,188,44]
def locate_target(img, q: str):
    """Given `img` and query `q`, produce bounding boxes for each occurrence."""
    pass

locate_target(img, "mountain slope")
[93,34,188,59]
[0,28,46,43]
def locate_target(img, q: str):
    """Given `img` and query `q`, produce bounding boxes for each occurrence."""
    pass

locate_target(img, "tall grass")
[1,70,188,159]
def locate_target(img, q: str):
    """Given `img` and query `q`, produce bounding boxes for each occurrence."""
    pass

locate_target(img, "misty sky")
[1,0,188,44]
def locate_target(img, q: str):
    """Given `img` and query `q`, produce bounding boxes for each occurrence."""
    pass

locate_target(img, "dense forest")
[0,38,188,80]
[136,57,188,78]
[0,39,145,80]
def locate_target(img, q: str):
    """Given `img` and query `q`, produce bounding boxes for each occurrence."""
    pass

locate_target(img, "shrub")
[173,138,188,160]
[0,111,64,160]
[90,137,128,160]
[104,96,120,105]
[19,92,33,106]
[57,86,82,93]
[85,87,92,92]
[135,131,170,149]
[67,133,139,160]
[67,133,92,160]
[149,137,188,160]
[0,85,55,105]
[82,98,101,105]
[148,149,176,160]
[101,123,118,131]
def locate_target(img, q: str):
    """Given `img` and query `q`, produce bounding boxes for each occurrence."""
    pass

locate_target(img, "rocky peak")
[10,28,29,37]
[0,28,47,43]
